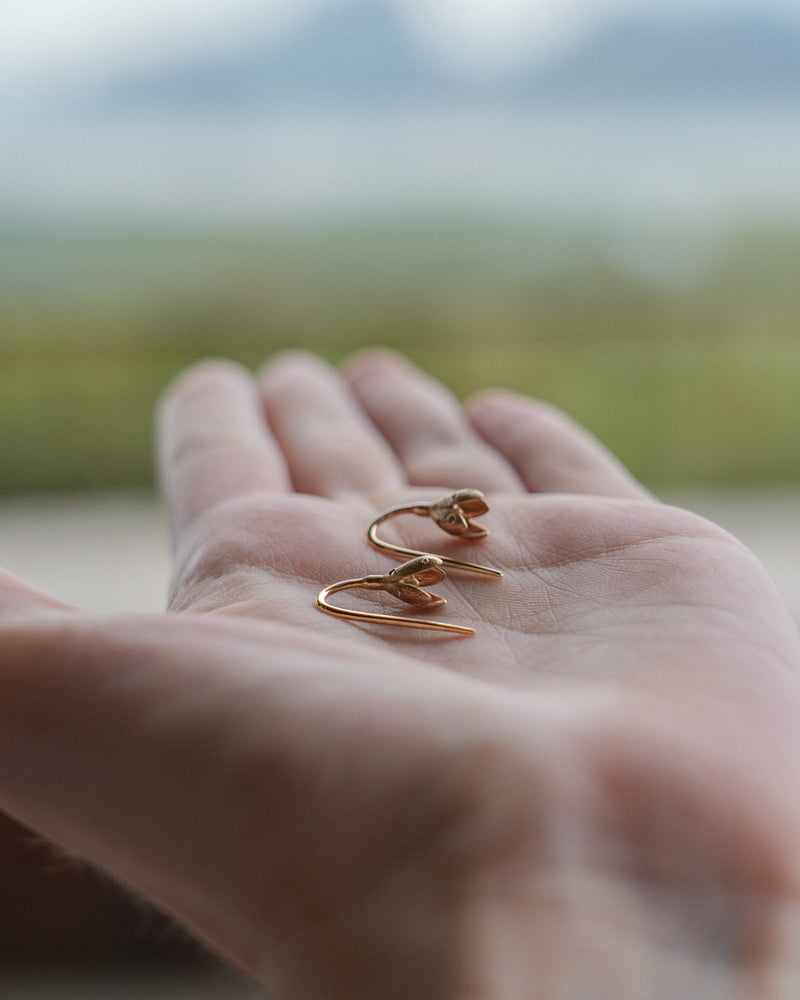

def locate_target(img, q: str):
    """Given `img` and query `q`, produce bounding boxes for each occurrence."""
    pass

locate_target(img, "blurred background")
[0,0,799,992]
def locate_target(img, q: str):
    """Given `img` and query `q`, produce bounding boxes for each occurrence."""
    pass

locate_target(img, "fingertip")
[157,358,263,467]
[464,387,513,423]
[466,388,557,425]
[259,349,334,383]
[341,347,415,385]
[163,357,254,393]
[466,389,529,446]
[0,569,76,621]
[158,358,256,421]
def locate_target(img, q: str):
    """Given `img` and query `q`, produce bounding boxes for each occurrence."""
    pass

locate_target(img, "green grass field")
[2,219,799,493]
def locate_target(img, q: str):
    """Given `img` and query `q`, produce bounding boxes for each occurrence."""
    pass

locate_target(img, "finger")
[466,390,651,500]
[0,614,312,976]
[259,351,406,499]
[344,350,525,493]
[0,612,468,984]
[158,360,291,540]
[0,568,74,623]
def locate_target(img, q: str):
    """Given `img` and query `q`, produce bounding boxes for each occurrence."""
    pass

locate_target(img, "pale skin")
[1,349,800,999]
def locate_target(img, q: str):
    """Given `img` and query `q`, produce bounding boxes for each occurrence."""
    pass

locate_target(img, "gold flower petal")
[448,489,489,517]
[385,583,446,609]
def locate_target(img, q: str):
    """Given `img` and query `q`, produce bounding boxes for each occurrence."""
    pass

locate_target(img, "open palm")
[1,350,799,999]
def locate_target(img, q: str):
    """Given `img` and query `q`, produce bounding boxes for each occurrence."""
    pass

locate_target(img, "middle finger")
[260,352,406,499]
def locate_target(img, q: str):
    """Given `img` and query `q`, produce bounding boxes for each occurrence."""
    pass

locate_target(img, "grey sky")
[4,0,797,91]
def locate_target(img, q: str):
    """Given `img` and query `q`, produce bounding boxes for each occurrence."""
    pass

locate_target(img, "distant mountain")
[523,9,800,101]
[97,0,445,111]
[88,2,800,113]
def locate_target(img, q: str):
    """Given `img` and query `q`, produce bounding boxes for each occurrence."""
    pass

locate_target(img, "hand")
[1,350,799,999]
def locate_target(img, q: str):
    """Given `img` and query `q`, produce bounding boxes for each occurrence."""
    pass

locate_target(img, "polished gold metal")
[367,489,502,578]
[316,555,474,635]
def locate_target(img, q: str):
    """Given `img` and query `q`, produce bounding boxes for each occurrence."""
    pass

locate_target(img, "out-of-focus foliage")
[1,220,799,494]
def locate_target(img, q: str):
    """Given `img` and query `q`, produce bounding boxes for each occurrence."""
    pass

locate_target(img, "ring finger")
[344,350,525,494]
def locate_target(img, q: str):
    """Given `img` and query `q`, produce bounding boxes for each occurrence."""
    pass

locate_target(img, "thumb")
[0,610,324,975]
[0,608,452,985]
[0,567,75,621]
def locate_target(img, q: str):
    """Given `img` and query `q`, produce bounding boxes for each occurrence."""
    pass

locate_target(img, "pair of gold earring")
[316,489,501,637]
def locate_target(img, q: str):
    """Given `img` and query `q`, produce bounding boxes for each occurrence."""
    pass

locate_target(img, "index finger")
[158,360,291,541]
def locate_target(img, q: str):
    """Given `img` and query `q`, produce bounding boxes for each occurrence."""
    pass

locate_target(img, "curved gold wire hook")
[367,489,503,578]
[316,555,474,635]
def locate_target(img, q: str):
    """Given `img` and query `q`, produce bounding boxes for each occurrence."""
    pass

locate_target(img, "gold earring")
[367,489,502,578]
[316,555,474,635]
